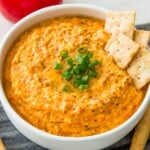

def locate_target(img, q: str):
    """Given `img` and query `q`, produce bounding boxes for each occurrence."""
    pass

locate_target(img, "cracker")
[127,48,150,89]
[134,30,150,48]
[105,32,139,69]
[105,11,136,38]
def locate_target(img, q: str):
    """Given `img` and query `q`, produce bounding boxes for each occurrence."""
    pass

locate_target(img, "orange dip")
[3,16,145,137]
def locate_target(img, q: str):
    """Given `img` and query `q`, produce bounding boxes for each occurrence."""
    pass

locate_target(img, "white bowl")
[0,4,150,150]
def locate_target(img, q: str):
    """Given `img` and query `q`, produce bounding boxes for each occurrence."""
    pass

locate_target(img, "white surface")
[1,4,150,150]
[65,0,150,24]
[0,0,150,42]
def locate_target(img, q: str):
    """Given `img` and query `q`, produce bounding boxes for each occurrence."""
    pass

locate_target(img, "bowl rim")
[0,3,150,142]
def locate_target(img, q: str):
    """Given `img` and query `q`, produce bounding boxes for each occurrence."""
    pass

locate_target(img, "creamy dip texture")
[3,16,145,137]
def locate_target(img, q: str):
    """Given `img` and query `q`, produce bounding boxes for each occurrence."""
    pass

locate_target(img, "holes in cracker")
[117,41,120,44]
[138,65,142,69]
[137,76,141,80]
[119,60,122,63]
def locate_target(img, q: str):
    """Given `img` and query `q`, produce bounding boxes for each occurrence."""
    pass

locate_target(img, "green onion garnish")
[88,60,101,69]
[76,45,88,54]
[79,84,88,89]
[66,57,73,66]
[62,70,73,81]
[53,45,101,91]
[72,66,80,75]
[88,70,98,77]
[53,62,63,70]
[81,75,89,84]
[73,79,81,88]
[91,60,101,65]
[61,51,68,59]
[87,51,93,59]
[62,84,71,92]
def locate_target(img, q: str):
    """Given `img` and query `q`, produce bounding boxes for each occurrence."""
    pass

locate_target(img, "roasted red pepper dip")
[3,16,145,137]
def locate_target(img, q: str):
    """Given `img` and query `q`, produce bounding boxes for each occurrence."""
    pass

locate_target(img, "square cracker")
[105,32,139,69]
[134,30,150,48]
[127,48,150,89]
[105,11,136,38]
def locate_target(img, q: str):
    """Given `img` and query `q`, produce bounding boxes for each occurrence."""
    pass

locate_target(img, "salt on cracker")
[134,30,150,48]
[105,11,136,38]
[105,32,139,69]
[127,48,150,89]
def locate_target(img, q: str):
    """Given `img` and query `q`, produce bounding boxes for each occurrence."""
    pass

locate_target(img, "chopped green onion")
[56,46,101,90]
[66,65,74,72]
[87,51,93,59]
[88,60,101,69]
[76,45,88,54]
[73,79,81,88]
[79,84,88,89]
[81,75,89,84]
[61,51,68,59]
[91,60,101,65]
[88,70,98,77]
[53,62,63,70]
[75,54,90,65]
[77,64,86,73]
[75,54,83,64]
[88,63,95,69]
[66,57,73,66]
[62,70,73,81]
[75,75,82,80]
[72,65,80,74]
[82,54,90,64]
[73,75,89,88]
[62,85,71,92]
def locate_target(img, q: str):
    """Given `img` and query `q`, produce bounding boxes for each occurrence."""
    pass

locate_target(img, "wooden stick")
[130,104,150,150]
[0,139,6,150]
